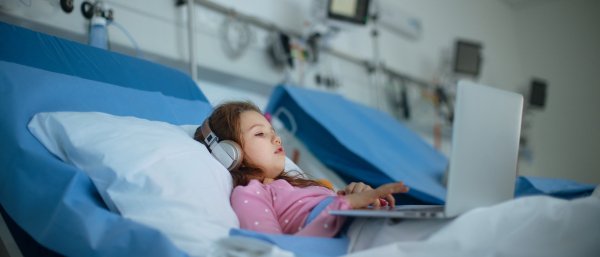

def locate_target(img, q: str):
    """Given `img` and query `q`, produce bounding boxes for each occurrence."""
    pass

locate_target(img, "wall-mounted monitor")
[529,79,547,108]
[327,0,370,26]
[453,40,483,77]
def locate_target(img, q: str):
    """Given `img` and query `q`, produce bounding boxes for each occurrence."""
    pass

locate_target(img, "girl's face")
[240,111,286,179]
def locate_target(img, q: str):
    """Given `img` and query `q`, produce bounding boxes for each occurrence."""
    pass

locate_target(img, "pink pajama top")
[230,179,351,237]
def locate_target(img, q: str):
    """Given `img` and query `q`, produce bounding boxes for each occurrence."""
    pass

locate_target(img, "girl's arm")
[296,195,351,237]
[231,184,282,234]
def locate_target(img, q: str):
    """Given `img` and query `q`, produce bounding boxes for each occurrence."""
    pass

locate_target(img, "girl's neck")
[262,178,275,185]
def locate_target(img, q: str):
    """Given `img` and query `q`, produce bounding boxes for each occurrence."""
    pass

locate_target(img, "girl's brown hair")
[194,101,330,189]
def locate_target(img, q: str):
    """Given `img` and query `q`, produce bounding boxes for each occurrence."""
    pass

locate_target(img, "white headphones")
[197,118,244,171]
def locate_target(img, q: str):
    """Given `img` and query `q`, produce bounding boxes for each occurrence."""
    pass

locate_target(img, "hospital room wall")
[0,0,523,153]
[4,1,597,184]
[192,0,527,106]
[355,0,525,158]
[0,0,524,104]
[512,0,600,184]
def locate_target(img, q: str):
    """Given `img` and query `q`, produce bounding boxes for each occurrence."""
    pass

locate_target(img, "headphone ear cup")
[218,140,244,171]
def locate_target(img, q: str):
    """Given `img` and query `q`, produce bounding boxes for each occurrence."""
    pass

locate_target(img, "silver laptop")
[329,80,523,219]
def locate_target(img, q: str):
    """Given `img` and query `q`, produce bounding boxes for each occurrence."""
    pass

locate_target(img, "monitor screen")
[330,0,357,17]
[454,40,483,76]
[327,0,370,25]
[529,79,547,108]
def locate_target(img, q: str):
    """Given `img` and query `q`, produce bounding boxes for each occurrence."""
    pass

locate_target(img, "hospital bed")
[1,21,598,257]
[0,20,350,257]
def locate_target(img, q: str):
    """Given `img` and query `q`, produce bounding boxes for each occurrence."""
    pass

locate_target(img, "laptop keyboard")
[396,206,445,212]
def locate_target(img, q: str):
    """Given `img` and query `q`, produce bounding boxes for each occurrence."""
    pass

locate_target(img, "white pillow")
[179,124,201,138]
[28,112,239,256]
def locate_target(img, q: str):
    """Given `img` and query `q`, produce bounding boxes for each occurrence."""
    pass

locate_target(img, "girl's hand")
[337,182,383,207]
[342,182,409,209]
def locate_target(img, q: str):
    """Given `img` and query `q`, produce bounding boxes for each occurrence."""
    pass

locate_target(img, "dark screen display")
[454,40,482,76]
[529,79,547,108]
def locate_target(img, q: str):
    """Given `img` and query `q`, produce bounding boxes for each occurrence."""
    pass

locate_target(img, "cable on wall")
[107,21,144,59]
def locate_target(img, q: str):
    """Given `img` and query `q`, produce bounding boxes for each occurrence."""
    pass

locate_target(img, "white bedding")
[209,187,600,257]
[345,187,600,257]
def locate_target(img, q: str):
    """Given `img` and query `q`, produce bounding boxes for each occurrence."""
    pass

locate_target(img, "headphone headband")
[201,118,217,145]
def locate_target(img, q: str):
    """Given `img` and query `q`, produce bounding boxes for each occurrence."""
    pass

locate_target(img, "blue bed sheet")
[515,176,596,199]
[230,229,349,257]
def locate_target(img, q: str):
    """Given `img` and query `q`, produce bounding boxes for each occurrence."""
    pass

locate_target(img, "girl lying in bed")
[194,101,409,237]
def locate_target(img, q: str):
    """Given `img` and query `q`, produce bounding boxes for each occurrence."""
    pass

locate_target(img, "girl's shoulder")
[232,179,277,195]
[233,179,264,191]
[269,179,294,189]
[236,178,331,192]
[232,179,295,194]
